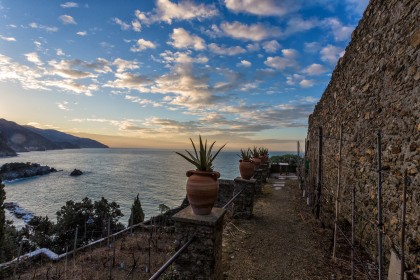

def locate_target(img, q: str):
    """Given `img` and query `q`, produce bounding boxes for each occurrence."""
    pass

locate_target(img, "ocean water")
[0,148,290,227]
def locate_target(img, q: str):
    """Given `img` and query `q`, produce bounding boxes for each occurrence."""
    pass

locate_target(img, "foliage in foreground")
[2,196,127,261]
[128,193,145,226]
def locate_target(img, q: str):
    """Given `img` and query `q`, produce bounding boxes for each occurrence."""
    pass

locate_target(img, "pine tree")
[0,178,6,262]
[128,193,144,226]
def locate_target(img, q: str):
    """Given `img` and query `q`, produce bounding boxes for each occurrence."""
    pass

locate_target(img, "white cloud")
[286,74,304,85]
[0,54,99,96]
[76,31,87,36]
[299,79,315,88]
[113,18,130,30]
[130,38,157,52]
[304,42,321,53]
[105,72,152,92]
[0,35,16,42]
[24,52,43,66]
[320,44,345,64]
[59,15,77,25]
[323,18,354,41]
[29,22,58,32]
[264,49,299,70]
[302,63,327,75]
[201,24,223,38]
[284,17,319,36]
[220,21,281,41]
[135,0,218,25]
[208,43,246,56]
[132,20,141,32]
[265,56,295,71]
[262,40,281,53]
[282,49,298,58]
[112,58,139,73]
[60,2,78,8]
[57,101,71,111]
[246,43,260,52]
[125,95,162,107]
[168,28,206,50]
[224,0,299,17]
[160,51,208,65]
[237,60,251,67]
[56,49,65,56]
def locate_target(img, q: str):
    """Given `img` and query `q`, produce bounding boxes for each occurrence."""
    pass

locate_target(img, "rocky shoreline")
[0,162,57,181]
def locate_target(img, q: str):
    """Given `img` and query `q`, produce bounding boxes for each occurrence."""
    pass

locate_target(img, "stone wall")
[304,0,419,269]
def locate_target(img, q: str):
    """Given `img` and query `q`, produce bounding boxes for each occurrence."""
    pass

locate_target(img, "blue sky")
[0,0,369,150]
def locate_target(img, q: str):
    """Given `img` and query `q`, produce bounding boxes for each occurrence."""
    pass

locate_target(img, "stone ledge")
[172,206,226,226]
[234,177,256,183]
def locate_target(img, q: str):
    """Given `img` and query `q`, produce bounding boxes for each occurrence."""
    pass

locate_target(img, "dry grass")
[6,228,176,280]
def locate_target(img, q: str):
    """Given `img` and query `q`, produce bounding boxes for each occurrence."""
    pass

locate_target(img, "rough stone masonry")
[304,0,419,269]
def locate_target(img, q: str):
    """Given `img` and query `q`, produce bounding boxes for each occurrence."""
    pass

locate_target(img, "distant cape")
[0,118,108,157]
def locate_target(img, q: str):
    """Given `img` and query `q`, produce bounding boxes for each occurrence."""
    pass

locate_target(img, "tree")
[128,194,144,226]
[158,203,170,214]
[0,178,5,262]
[93,197,124,236]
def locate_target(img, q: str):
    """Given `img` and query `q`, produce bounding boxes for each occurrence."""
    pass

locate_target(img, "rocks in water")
[70,169,83,176]
[4,202,34,222]
[0,162,57,181]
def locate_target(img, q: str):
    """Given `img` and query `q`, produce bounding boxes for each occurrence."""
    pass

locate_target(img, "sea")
[0,148,291,228]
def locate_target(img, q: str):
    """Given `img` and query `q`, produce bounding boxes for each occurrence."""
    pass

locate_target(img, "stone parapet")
[253,169,263,194]
[260,163,269,183]
[233,177,256,219]
[172,207,226,280]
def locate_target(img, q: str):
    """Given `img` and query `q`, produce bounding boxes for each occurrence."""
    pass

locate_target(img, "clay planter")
[252,157,261,169]
[186,170,220,215]
[260,155,268,164]
[239,160,254,180]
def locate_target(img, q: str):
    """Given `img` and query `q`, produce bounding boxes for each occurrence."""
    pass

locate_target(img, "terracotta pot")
[260,155,268,164]
[252,157,261,169]
[239,160,254,180]
[186,170,220,215]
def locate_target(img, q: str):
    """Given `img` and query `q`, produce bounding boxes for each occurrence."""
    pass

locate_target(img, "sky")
[0,0,369,151]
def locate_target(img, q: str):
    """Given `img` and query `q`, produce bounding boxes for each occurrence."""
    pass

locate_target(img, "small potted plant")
[251,146,261,168]
[176,135,226,215]
[238,148,254,180]
[259,147,269,164]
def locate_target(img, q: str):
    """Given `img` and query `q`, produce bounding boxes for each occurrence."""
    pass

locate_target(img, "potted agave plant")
[251,146,261,169]
[259,147,269,164]
[238,148,254,180]
[176,135,226,215]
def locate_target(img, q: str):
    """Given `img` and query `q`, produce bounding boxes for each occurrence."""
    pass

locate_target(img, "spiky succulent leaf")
[176,135,227,171]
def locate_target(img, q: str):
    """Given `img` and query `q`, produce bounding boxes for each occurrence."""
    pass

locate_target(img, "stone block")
[232,177,256,219]
[172,206,226,280]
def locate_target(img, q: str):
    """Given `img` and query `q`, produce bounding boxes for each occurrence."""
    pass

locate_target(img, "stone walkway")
[223,173,340,280]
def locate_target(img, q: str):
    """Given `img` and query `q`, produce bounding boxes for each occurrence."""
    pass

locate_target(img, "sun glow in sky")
[0,0,368,150]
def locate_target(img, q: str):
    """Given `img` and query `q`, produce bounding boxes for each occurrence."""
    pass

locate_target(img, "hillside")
[24,126,109,149]
[0,118,108,157]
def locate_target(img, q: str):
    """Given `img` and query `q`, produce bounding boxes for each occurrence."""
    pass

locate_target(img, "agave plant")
[176,135,226,171]
[259,147,268,156]
[238,148,252,161]
[251,146,260,158]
